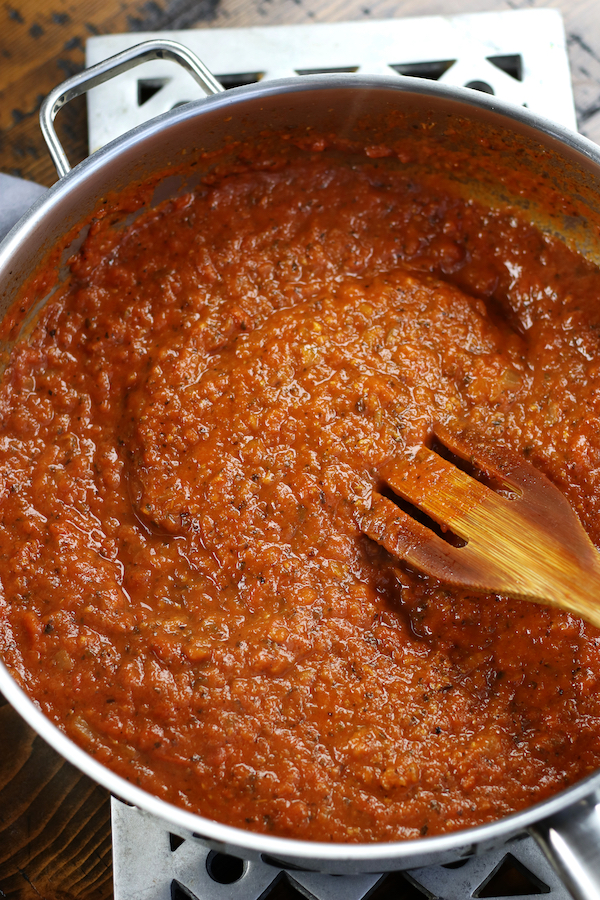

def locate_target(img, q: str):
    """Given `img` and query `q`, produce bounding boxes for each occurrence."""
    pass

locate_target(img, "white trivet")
[87,12,576,899]
[111,797,569,900]
[85,9,576,154]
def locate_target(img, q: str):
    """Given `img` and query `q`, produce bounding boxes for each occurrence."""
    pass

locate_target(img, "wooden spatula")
[361,423,600,628]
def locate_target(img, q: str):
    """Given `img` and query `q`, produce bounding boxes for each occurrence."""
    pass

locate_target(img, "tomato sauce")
[2,145,600,842]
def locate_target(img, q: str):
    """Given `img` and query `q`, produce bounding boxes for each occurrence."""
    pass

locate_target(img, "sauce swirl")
[1,148,600,841]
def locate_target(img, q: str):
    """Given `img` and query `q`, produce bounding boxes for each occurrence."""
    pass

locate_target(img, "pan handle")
[529,793,600,900]
[39,39,225,179]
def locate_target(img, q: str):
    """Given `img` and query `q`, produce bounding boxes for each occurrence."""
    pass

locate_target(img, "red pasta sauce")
[1,143,600,842]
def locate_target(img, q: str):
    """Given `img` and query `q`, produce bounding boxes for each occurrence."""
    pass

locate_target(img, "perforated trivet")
[92,12,576,898]
[111,798,568,900]
[85,9,576,154]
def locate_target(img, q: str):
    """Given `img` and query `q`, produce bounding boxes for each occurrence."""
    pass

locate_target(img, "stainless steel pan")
[1,38,600,899]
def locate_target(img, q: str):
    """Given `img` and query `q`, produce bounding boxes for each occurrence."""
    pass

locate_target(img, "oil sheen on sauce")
[1,147,600,843]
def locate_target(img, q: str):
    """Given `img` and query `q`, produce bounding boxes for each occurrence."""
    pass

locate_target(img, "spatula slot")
[427,434,474,475]
[427,430,521,501]
[378,480,467,548]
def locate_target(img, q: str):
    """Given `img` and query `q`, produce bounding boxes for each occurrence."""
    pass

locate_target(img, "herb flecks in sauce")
[1,153,600,842]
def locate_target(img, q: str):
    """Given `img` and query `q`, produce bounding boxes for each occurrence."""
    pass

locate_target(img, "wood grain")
[1,0,600,897]
[0,692,112,899]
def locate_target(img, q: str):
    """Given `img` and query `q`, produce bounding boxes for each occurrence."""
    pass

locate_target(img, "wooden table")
[1,0,599,896]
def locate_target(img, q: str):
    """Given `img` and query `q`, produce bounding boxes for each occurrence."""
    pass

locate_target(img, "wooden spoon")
[361,423,600,628]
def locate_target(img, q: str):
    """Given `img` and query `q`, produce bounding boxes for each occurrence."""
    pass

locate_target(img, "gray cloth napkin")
[0,173,48,243]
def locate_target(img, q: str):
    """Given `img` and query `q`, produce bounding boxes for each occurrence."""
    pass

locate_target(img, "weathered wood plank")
[0,692,112,898]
